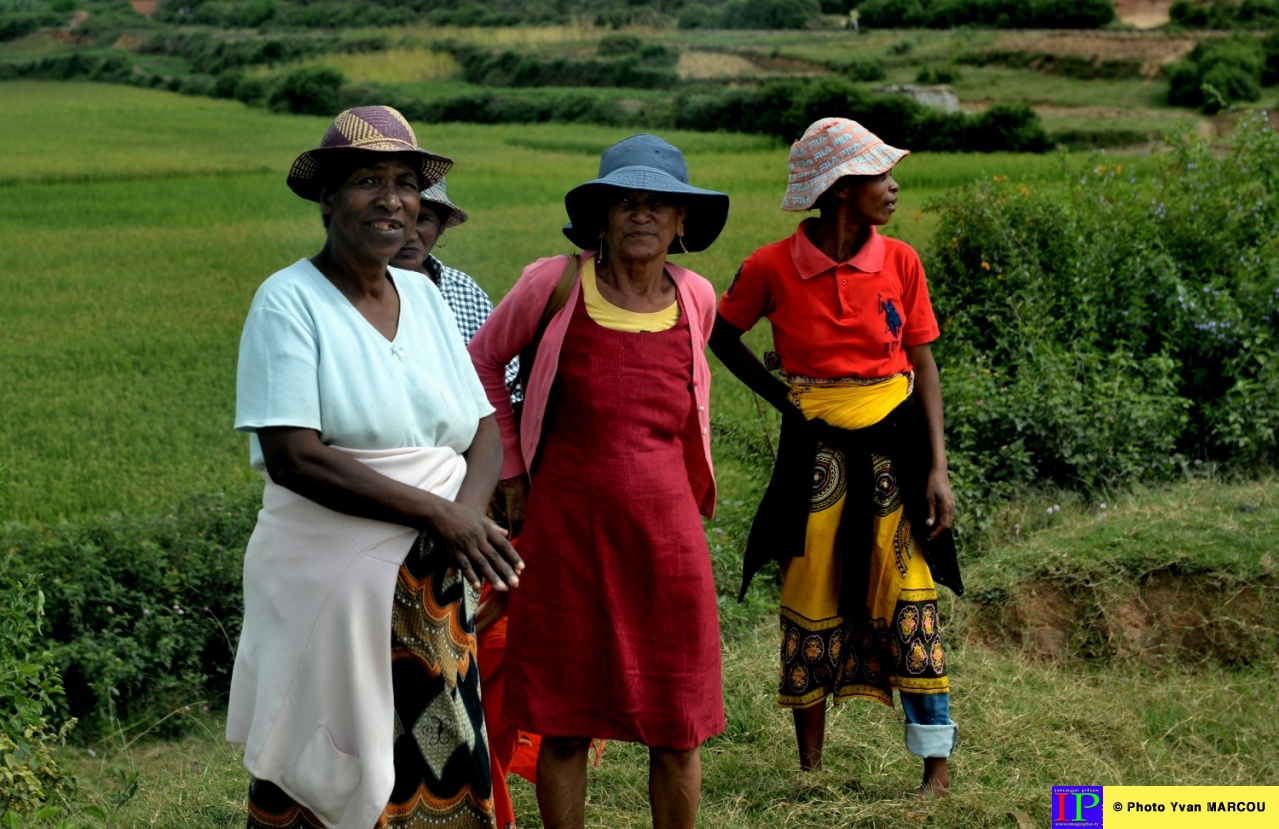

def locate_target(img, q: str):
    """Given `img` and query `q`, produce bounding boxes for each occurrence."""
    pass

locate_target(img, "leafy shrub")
[268,65,345,115]
[671,76,1048,152]
[0,51,137,84]
[597,33,643,57]
[1030,0,1114,28]
[721,0,822,29]
[856,0,1112,28]
[1241,0,1279,26]
[915,64,961,84]
[967,102,1051,152]
[859,0,929,28]
[1171,0,1279,29]
[1,574,77,818]
[959,50,1142,81]
[887,38,915,56]
[1047,127,1150,150]
[426,3,523,27]
[1264,30,1279,85]
[1167,35,1265,112]
[0,10,66,42]
[678,2,717,28]
[844,57,886,81]
[0,487,258,737]
[139,31,330,75]
[926,116,1279,534]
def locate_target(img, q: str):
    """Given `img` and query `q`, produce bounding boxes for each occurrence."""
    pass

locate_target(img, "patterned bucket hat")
[419,177,468,229]
[562,133,729,254]
[781,118,908,212]
[286,106,453,202]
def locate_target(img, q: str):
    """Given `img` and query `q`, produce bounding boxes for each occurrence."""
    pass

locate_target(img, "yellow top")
[582,259,680,332]
[787,373,911,431]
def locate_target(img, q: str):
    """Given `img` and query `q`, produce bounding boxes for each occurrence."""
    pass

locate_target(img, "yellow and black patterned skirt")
[247,536,496,829]
[779,445,949,709]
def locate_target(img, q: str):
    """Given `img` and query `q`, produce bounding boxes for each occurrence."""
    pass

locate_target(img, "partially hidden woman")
[387,176,530,829]
[708,118,965,798]
[467,134,729,829]
[226,105,522,829]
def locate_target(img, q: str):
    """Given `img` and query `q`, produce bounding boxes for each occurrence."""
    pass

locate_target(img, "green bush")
[678,2,717,28]
[138,31,329,75]
[1171,0,1279,30]
[425,3,523,27]
[959,50,1142,81]
[670,76,1048,151]
[843,57,886,81]
[915,64,961,84]
[926,116,1279,534]
[721,0,822,29]
[0,10,66,42]
[1264,30,1279,85]
[0,574,77,818]
[856,0,1112,28]
[0,487,259,737]
[1168,35,1265,112]
[268,65,345,115]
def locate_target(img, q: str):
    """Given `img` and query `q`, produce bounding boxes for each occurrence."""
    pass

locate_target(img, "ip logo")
[1051,786,1104,828]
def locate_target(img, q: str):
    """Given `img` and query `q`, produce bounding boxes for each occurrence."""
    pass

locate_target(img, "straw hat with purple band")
[782,118,909,212]
[286,105,453,202]
[563,133,729,254]
[419,177,468,229]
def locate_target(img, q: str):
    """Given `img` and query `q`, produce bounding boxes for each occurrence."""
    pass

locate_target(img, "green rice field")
[0,80,1116,524]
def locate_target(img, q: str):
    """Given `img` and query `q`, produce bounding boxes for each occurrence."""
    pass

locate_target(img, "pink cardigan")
[468,253,717,519]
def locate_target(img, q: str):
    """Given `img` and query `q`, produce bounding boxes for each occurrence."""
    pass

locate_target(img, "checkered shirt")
[427,255,521,402]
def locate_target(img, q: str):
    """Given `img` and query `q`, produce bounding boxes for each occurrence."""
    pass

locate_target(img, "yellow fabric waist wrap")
[787,373,911,431]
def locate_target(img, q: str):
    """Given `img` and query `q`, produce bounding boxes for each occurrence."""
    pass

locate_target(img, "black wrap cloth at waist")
[737,393,964,613]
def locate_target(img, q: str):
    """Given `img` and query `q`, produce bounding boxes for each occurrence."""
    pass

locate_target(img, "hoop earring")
[436,233,447,249]
[677,233,689,254]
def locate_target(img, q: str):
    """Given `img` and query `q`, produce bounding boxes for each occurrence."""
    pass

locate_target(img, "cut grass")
[52,477,1279,826]
[64,637,1279,827]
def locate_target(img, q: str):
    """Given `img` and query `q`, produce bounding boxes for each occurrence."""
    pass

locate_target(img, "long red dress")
[503,292,724,751]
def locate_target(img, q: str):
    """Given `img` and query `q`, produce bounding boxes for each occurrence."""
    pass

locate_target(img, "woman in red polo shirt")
[709,117,964,799]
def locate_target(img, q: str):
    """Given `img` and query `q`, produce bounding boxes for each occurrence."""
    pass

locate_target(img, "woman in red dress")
[468,134,729,829]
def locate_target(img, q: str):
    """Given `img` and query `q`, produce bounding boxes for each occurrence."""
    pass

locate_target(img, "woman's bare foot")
[915,757,950,799]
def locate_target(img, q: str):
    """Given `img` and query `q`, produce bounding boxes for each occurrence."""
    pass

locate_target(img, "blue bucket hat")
[563,134,729,254]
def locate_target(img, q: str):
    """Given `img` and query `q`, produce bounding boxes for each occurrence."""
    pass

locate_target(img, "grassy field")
[0,80,1150,524]
[61,477,1279,826]
[4,79,1278,827]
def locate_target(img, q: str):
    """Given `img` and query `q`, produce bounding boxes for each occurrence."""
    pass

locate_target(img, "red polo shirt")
[718,221,940,379]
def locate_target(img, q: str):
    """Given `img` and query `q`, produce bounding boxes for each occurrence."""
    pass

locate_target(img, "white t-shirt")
[235,259,495,469]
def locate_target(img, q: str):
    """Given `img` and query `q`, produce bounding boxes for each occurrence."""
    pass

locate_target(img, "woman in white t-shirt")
[226,106,522,829]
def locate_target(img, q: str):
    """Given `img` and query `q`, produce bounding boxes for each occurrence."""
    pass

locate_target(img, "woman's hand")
[497,475,530,538]
[924,467,955,539]
[432,498,523,592]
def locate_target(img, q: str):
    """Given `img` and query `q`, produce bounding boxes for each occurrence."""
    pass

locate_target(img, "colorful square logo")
[1052,786,1104,827]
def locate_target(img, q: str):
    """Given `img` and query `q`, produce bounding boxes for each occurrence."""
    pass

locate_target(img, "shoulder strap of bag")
[517,252,580,395]
[541,252,580,330]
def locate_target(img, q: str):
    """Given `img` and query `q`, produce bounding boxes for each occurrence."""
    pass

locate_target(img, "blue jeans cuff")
[904,722,957,758]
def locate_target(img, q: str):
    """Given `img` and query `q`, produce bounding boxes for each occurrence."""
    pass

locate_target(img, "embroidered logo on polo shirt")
[879,294,903,338]
[726,266,742,296]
